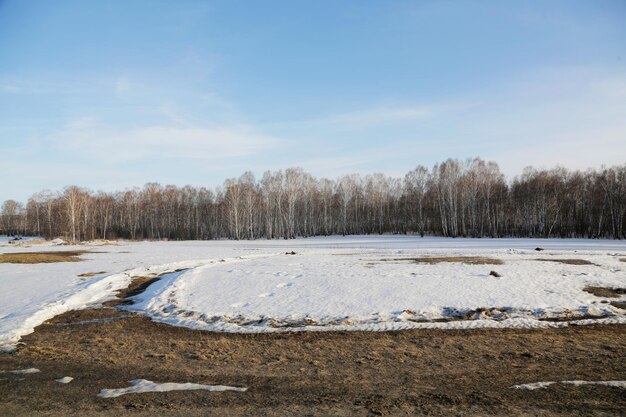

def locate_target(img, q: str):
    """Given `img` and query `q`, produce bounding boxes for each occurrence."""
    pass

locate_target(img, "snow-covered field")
[1,236,625,351]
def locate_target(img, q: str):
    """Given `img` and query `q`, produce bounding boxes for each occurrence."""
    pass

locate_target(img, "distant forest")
[1,158,625,241]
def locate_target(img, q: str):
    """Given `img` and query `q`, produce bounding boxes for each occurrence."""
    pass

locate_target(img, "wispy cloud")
[159,104,194,126]
[266,102,473,134]
[488,126,626,177]
[326,105,434,128]
[52,119,282,163]
[0,79,42,94]
[114,78,131,94]
[0,83,20,93]
[591,75,626,98]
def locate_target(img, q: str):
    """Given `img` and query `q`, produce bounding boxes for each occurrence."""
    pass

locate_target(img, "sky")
[0,0,625,202]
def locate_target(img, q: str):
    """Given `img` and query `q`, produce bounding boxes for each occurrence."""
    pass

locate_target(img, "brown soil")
[105,277,162,307]
[1,305,624,417]
[0,251,96,264]
[534,258,596,266]
[389,256,504,265]
[583,287,626,298]
[611,301,626,310]
[620,258,626,263]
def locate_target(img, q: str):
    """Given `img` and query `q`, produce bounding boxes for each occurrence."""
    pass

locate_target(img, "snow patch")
[562,380,626,388]
[97,379,247,398]
[512,380,626,390]
[9,368,40,374]
[511,381,556,390]
[55,376,74,384]
[127,249,626,333]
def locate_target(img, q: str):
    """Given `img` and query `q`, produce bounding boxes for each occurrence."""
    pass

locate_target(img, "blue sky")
[1,0,625,202]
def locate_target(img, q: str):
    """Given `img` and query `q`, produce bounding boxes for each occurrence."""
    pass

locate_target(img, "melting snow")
[511,381,556,390]
[1,237,625,350]
[55,376,74,384]
[562,380,626,388]
[9,368,40,374]
[97,379,247,398]
[125,247,626,333]
[512,380,626,390]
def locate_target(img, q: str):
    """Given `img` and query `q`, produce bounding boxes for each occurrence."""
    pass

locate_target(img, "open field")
[1,236,625,415]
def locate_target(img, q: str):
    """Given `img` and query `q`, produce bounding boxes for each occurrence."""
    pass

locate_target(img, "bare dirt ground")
[534,258,597,266]
[1,300,624,417]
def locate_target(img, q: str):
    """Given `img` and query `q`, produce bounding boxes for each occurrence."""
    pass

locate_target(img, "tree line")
[1,158,625,241]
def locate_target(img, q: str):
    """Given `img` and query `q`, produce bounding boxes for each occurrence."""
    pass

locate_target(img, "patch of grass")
[0,250,96,264]
[11,238,48,247]
[583,286,626,298]
[77,271,107,277]
[535,258,596,266]
[610,301,626,310]
[390,256,504,265]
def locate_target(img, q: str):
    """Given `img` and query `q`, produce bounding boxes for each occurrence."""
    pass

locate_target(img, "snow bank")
[0,241,264,351]
[97,379,247,398]
[0,258,215,351]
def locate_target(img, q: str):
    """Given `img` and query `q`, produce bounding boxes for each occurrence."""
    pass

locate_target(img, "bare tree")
[6,159,625,241]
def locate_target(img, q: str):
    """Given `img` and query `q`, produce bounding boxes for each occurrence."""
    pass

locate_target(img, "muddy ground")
[1,302,624,417]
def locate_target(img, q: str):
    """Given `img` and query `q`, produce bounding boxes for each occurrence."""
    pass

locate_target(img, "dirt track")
[1,305,624,417]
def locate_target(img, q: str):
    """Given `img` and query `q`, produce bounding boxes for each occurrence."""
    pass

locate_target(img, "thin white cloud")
[591,75,626,98]
[326,105,434,128]
[0,79,42,94]
[159,104,193,126]
[488,126,626,178]
[265,103,451,133]
[114,78,131,94]
[52,119,282,163]
[0,83,20,93]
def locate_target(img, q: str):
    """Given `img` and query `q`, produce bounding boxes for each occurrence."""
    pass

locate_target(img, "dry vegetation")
[105,277,162,307]
[1,307,624,417]
[77,271,107,278]
[583,287,626,310]
[389,256,504,265]
[583,286,626,298]
[534,258,596,266]
[8,239,48,247]
[0,250,96,264]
